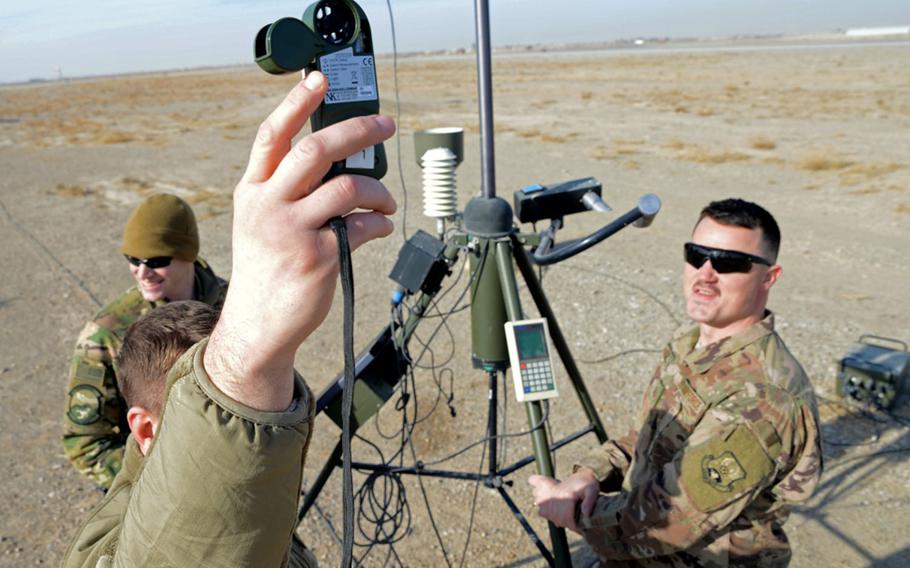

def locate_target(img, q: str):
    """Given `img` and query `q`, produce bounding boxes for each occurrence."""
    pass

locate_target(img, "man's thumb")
[581,485,598,517]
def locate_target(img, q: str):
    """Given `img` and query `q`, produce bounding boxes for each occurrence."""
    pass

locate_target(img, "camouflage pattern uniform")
[576,312,822,567]
[62,339,318,567]
[62,259,227,489]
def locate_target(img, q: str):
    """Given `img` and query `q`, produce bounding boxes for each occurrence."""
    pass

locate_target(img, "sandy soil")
[1,38,909,567]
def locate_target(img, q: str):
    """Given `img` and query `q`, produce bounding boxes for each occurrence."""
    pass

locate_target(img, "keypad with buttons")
[520,361,555,393]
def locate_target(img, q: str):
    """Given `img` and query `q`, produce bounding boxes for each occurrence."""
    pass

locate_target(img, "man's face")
[128,258,195,302]
[683,216,780,338]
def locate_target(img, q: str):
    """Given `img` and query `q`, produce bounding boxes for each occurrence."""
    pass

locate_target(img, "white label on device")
[320,48,378,104]
[345,145,374,169]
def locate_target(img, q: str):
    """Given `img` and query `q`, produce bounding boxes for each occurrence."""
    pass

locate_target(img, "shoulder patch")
[67,384,104,425]
[701,451,746,491]
[73,360,106,386]
[680,424,775,512]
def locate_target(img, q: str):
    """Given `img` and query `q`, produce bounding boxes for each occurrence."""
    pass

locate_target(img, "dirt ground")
[1,37,909,567]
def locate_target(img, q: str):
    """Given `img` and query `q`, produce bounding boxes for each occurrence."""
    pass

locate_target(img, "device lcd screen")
[515,324,548,360]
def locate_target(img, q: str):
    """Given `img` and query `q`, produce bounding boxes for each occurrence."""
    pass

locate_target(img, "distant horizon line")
[3,28,908,88]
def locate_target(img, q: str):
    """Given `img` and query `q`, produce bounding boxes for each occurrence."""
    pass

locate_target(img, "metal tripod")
[298,214,610,567]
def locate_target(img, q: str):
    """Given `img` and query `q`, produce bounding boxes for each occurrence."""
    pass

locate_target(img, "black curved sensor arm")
[530,194,661,266]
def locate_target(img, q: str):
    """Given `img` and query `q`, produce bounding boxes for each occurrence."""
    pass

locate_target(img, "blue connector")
[391,286,406,306]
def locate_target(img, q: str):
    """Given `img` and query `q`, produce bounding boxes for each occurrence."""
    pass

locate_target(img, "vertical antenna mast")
[474,0,496,199]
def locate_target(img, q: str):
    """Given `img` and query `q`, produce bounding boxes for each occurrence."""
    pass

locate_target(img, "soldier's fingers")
[581,484,598,518]
[297,175,396,229]
[269,115,395,201]
[527,474,548,490]
[339,212,394,252]
[241,72,328,185]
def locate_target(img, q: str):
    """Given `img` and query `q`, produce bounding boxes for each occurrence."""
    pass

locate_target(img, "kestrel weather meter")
[505,318,559,402]
[254,0,387,180]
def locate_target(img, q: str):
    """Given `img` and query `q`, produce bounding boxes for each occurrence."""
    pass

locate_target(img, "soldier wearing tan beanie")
[121,193,200,262]
[62,193,228,489]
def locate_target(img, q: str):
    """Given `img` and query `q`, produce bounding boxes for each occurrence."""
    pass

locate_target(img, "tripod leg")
[497,485,556,567]
[494,240,572,568]
[511,235,608,444]
[488,370,498,473]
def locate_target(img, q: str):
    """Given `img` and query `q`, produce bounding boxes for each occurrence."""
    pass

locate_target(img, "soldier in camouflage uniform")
[530,199,822,567]
[62,193,228,489]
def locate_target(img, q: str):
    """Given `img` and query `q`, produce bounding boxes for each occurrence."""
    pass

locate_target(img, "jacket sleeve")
[575,429,638,492]
[62,321,129,489]
[577,391,794,560]
[575,353,668,491]
[113,339,316,567]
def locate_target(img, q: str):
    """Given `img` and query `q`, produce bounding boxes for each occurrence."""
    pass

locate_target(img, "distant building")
[845,26,910,37]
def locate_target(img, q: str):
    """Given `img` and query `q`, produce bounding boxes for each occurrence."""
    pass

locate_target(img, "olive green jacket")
[62,260,228,489]
[62,339,317,567]
[577,313,822,567]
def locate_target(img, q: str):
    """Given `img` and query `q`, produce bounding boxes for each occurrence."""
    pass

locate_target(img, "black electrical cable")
[411,402,552,469]
[389,315,465,566]
[329,217,356,568]
[456,432,487,568]
[382,0,408,246]
[373,247,481,444]
[349,435,409,567]
[313,501,343,545]
[410,311,457,370]
[407,243,487,369]
[579,347,663,365]
[340,241,491,565]
[816,394,910,450]
[818,394,910,427]
[405,430,454,568]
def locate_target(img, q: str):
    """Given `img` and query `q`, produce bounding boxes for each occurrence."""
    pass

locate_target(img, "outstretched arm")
[204,71,396,411]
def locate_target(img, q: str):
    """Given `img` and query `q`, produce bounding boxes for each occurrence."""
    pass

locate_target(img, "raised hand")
[205,71,397,411]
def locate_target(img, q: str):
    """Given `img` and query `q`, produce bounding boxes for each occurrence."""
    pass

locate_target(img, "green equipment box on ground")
[837,335,910,409]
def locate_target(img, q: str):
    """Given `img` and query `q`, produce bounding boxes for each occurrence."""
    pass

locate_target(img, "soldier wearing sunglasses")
[530,199,822,567]
[62,193,228,489]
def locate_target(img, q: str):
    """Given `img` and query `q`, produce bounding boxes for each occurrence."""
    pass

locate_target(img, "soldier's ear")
[763,264,782,290]
[126,406,159,456]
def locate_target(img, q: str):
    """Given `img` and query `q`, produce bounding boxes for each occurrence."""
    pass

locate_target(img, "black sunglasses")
[684,242,771,274]
[125,255,173,269]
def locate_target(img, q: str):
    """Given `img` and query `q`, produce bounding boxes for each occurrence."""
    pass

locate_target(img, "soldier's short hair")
[118,301,219,415]
[697,198,781,262]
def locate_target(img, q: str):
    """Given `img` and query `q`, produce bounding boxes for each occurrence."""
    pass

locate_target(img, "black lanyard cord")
[329,216,356,568]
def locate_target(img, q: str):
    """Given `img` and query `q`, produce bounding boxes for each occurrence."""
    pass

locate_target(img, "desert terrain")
[1,37,909,566]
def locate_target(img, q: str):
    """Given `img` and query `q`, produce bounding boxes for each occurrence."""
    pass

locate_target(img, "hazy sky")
[1,0,908,83]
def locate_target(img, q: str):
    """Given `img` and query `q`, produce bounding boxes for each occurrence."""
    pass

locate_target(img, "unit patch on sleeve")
[67,385,104,425]
[680,424,775,512]
[701,451,746,492]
